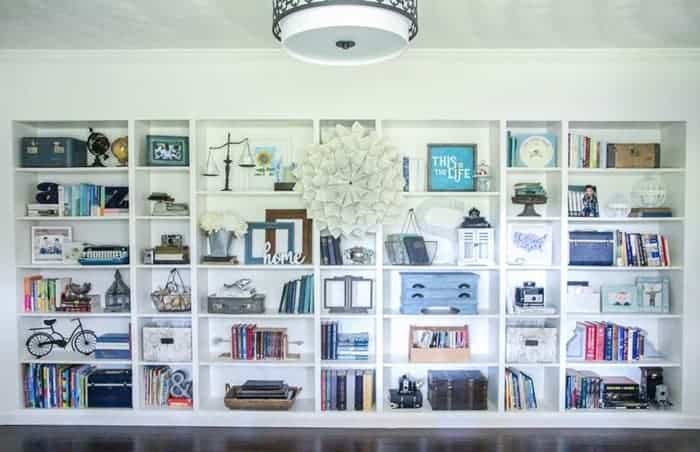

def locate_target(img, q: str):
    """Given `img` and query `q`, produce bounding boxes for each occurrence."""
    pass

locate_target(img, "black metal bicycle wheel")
[26,332,54,358]
[72,330,97,356]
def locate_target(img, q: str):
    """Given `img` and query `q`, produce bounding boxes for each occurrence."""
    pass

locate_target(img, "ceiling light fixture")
[272,0,418,66]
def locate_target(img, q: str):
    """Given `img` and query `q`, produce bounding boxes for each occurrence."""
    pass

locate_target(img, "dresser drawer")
[401,272,479,292]
[402,289,476,302]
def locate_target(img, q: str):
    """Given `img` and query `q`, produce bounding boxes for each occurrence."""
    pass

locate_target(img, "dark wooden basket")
[224,385,302,411]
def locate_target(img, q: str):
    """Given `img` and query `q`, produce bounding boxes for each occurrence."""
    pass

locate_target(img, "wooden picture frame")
[426,143,477,192]
[244,222,294,265]
[265,209,312,264]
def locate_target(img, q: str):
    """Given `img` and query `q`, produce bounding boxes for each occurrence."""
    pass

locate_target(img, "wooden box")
[409,325,470,363]
[607,143,660,168]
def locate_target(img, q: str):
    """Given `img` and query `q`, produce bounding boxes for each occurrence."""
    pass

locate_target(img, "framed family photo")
[31,226,72,264]
[427,143,477,192]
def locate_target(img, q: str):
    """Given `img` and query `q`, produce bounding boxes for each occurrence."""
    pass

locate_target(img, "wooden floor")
[4,427,699,452]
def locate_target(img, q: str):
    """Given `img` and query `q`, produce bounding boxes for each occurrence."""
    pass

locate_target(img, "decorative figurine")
[105,270,130,313]
[86,128,111,167]
[205,134,255,191]
[110,136,129,166]
[475,161,491,192]
[343,246,375,265]
[460,207,492,228]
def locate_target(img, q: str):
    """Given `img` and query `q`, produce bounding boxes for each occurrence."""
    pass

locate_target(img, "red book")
[595,323,606,361]
[167,397,193,407]
[584,322,596,361]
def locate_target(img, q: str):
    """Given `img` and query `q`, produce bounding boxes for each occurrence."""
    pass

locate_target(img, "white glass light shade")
[278,5,412,66]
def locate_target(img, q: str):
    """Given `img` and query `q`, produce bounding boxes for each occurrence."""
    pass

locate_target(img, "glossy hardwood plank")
[4,427,700,452]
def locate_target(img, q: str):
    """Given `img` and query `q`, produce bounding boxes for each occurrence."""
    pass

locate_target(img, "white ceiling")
[0,0,698,50]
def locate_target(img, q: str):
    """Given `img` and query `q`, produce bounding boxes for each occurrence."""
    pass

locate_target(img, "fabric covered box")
[569,231,615,266]
[142,326,192,362]
[400,272,479,315]
[427,370,488,411]
[20,137,87,168]
[87,369,132,408]
[506,327,558,363]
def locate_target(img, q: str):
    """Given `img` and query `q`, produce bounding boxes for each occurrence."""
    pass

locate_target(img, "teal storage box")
[20,137,87,168]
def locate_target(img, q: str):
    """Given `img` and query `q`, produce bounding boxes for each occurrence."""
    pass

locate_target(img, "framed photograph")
[146,135,189,167]
[244,222,294,265]
[636,276,670,313]
[31,226,72,264]
[601,285,639,313]
[427,143,477,192]
[507,224,552,266]
[568,185,599,217]
[265,209,312,264]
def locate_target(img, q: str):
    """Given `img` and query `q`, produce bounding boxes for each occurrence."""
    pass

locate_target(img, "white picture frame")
[31,226,72,264]
[507,224,553,266]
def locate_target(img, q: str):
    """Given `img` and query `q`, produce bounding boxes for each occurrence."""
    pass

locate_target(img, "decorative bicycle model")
[25,318,97,359]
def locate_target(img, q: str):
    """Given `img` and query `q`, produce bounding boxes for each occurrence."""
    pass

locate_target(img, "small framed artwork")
[146,135,189,167]
[427,143,477,192]
[244,222,294,265]
[507,224,553,266]
[601,285,639,313]
[636,277,670,313]
[31,226,72,264]
[568,185,599,217]
[248,140,286,190]
[265,209,312,264]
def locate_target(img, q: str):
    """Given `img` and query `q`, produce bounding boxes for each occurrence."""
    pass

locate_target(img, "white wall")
[0,49,698,425]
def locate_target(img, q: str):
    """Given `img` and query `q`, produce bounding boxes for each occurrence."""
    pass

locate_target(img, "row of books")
[29,184,129,217]
[412,329,469,350]
[23,276,72,312]
[504,367,538,410]
[278,274,314,314]
[565,369,602,409]
[231,325,289,361]
[321,322,369,361]
[617,232,671,267]
[23,364,92,408]
[143,366,173,408]
[321,369,375,411]
[578,322,646,361]
[568,133,606,168]
[320,235,344,265]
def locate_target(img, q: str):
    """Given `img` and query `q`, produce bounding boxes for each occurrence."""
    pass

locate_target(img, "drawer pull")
[458,293,471,299]
[458,283,471,289]
[411,283,426,289]
[411,293,424,299]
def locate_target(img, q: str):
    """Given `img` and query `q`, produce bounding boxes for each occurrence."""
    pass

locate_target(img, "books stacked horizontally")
[278,274,314,314]
[23,276,70,312]
[504,367,538,411]
[95,333,131,360]
[230,325,292,361]
[27,183,129,217]
[577,322,646,362]
[321,369,375,411]
[23,364,93,408]
[236,380,293,400]
[616,231,671,267]
[568,133,605,168]
[320,235,343,265]
[321,321,369,361]
[565,369,602,409]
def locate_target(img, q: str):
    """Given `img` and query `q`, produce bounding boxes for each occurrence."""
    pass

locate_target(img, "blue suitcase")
[569,231,615,266]
[20,137,88,167]
[87,369,132,408]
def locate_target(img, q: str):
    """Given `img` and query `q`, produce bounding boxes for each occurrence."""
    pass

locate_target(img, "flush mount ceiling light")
[272,0,418,66]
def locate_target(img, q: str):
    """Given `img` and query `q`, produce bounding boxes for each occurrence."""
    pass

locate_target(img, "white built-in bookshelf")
[11,119,688,427]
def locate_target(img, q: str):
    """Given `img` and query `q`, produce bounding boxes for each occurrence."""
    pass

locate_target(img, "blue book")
[328,237,337,265]
[298,277,306,314]
[617,326,625,360]
[97,333,129,344]
[604,323,613,360]
[95,349,130,360]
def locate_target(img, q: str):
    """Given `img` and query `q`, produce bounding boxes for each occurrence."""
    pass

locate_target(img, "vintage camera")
[161,234,184,248]
[389,374,422,409]
[515,281,544,307]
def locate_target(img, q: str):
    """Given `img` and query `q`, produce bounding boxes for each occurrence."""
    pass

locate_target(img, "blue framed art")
[427,143,477,192]
[244,222,294,265]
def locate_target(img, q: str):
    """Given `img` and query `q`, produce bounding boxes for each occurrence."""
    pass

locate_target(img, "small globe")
[633,176,667,208]
[111,136,129,166]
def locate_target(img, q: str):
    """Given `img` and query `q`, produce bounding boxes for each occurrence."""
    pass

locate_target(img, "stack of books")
[278,274,314,314]
[321,322,369,361]
[577,322,646,362]
[616,231,671,267]
[320,235,343,265]
[565,369,602,409]
[504,367,538,410]
[321,369,375,411]
[23,276,70,312]
[236,380,292,400]
[95,333,131,360]
[568,133,606,168]
[230,325,292,361]
[23,364,93,408]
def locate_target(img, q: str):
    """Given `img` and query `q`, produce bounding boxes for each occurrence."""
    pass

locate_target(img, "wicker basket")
[224,385,302,411]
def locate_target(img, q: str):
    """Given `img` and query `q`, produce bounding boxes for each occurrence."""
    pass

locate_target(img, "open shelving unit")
[10,118,688,426]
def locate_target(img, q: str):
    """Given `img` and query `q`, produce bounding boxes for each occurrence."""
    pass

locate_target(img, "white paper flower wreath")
[294,122,404,238]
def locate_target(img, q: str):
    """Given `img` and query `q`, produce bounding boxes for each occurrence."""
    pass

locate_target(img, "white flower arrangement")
[199,211,248,237]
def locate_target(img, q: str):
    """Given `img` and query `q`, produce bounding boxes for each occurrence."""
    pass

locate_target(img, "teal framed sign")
[427,143,477,192]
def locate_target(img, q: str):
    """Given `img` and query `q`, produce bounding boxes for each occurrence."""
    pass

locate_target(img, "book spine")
[337,373,346,411]
[595,323,605,361]
[604,323,613,361]
[354,371,363,411]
